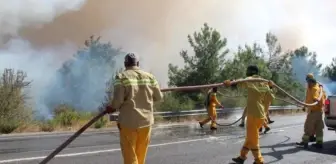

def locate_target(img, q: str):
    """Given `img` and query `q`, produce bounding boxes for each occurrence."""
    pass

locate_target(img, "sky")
[0,0,335,85]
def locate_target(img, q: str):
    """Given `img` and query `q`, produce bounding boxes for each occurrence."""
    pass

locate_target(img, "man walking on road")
[259,85,275,133]
[296,74,326,149]
[199,87,224,130]
[105,53,163,164]
[224,65,274,164]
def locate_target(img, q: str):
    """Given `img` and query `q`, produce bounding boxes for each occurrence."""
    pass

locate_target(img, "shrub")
[53,104,80,127]
[94,117,107,129]
[40,120,56,132]
[0,69,31,134]
[155,93,195,112]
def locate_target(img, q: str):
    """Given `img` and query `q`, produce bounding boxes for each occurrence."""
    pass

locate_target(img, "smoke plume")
[1,0,336,116]
[291,56,336,96]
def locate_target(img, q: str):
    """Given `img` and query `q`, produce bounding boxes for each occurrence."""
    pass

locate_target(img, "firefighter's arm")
[108,75,125,113]
[223,79,246,89]
[152,77,163,102]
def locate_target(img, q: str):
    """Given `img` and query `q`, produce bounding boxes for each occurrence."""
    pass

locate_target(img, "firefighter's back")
[118,67,161,129]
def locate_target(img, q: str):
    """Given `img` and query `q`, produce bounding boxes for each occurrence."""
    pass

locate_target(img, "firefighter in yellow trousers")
[259,85,276,133]
[105,53,163,164]
[239,87,275,129]
[199,87,224,130]
[296,74,326,149]
[224,65,273,164]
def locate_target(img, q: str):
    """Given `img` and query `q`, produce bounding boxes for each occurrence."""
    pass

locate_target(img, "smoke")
[291,56,336,96]
[1,0,336,117]
[0,0,86,40]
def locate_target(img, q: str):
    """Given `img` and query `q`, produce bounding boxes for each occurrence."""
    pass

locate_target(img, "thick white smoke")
[0,0,86,37]
[0,0,336,117]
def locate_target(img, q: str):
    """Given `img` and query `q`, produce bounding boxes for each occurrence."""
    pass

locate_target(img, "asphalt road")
[0,114,336,164]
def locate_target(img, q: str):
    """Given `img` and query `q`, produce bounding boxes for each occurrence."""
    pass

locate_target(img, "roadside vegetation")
[0,23,335,134]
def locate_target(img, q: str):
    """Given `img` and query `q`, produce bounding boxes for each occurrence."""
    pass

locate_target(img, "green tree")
[168,23,229,102]
[323,57,336,81]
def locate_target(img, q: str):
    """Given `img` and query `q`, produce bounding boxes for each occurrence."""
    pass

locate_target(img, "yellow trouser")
[302,111,324,144]
[262,120,269,129]
[240,115,264,163]
[265,102,271,122]
[200,106,217,128]
[119,124,151,164]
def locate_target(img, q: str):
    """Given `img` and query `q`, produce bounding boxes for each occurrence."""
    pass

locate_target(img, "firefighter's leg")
[297,113,314,148]
[235,116,264,163]
[199,117,211,126]
[312,112,324,149]
[266,103,274,124]
[119,124,139,164]
[210,108,217,130]
[199,107,212,127]
[263,120,270,134]
[136,126,151,164]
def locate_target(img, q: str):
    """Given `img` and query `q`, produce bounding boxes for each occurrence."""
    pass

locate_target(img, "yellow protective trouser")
[262,120,269,129]
[240,115,264,163]
[265,102,271,122]
[302,111,324,144]
[119,124,152,164]
[200,106,217,128]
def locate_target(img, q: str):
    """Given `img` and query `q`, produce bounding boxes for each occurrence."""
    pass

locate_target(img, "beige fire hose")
[39,78,323,164]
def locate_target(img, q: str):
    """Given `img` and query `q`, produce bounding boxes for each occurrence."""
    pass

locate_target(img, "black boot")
[199,122,203,128]
[239,123,245,127]
[268,120,274,124]
[232,157,245,164]
[210,126,217,130]
[264,127,270,134]
[311,143,323,149]
[296,141,308,149]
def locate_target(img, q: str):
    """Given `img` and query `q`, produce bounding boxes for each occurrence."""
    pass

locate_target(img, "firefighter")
[224,65,273,164]
[296,73,325,149]
[259,85,275,133]
[105,53,163,164]
[199,87,224,130]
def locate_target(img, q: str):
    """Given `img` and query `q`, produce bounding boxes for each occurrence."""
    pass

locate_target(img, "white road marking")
[0,124,303,163]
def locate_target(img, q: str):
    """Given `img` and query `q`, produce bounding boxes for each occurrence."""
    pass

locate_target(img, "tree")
[168,23,229,102]
[0,69,31,133]
[323,57,336,81]
[44,36,124,114]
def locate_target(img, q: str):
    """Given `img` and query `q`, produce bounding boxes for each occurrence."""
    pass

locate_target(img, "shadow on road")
[260,136,336,164]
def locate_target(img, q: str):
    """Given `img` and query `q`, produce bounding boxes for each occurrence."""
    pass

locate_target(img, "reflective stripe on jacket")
[111,66,163,129]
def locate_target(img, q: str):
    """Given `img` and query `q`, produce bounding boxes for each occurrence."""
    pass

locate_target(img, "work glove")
[223,80,231,87]
[268,80,274,87]
[105,105,116,114]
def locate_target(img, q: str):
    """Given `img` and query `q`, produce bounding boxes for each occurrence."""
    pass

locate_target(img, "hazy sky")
[1,0,336,84]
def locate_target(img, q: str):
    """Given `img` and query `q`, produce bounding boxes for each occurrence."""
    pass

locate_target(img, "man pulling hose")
[224,65,274,164]
[296,73,326,149]
[105,53,163,164]
[199,87,224,130]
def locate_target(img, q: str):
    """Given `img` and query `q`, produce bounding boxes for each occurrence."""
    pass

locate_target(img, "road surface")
[0,114,336,164]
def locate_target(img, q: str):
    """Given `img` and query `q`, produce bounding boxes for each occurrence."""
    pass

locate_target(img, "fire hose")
[39,78,324,164]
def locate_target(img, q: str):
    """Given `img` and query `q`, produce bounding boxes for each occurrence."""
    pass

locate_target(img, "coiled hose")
[40,78,324,164]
